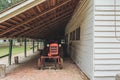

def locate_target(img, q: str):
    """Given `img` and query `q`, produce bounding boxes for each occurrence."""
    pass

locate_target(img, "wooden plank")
[14,17,23,22]
[0,25,7,28]
[36,5,42,12]
[33,19,69,38]
[0,0,71,36]
[26,11,72,35]
[26,13,71,37]
[18,8,73,37]
[10,8,69,37]
[51,0,56,6]
[9,26,30,37]
[24,15,71,38]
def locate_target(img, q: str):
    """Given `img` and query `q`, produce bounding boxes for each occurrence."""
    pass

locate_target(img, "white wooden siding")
[65,0,94,79]
[94,0,120,80]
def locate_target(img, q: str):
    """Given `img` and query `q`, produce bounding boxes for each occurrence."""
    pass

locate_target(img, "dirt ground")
[0,51,88,80]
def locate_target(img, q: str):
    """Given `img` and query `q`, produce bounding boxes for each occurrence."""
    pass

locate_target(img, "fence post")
[37,40,39,50]
[33,40,34,53]
[8,39,13,65]
[24,38,27,57]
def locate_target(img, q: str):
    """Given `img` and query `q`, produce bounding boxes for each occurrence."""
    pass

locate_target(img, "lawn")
[0,45,35,57]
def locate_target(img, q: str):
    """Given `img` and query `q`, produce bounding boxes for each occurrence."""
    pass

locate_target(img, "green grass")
[0,45,33,57]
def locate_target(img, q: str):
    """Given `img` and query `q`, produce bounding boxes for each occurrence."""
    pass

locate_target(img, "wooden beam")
[0,25,7,29]
[22,1,72,34]
[3,22,12,26]
[37,20,68,36]
[13,14,55,37]
[28,10,72,35]
[36,24,65,39]
[35,21,67,37]
[14,17,23,22]
[9,27,29,37]
[36,5,42,12]
[27,15,71,38]
[19,8,73,37]
[51,0,56,6]
[22,14,71,37]
[9,19,19,24]
[30,15,71,38]
[8,24,29,37]
[0,0,71,36]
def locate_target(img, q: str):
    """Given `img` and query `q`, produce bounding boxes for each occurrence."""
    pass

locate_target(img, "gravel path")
[0,51,88,80]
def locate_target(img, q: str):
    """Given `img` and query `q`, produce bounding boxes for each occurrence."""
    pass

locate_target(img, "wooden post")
[38,41,40,49]
[24,38,27,57]
[8,39,13,65]
[37,40,39,50]
[0,64,6,78]
[33,40,35,53]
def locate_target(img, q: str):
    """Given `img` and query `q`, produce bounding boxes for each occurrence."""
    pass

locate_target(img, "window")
[65,34,68,43]
[70,32,72,41]
[72,31,75,40]
[76,27,80,40]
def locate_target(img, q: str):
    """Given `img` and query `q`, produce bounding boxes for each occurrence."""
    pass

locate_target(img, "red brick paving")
[0,53,88,80]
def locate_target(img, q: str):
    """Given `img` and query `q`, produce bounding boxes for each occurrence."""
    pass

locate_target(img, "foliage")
[0,0,23,12]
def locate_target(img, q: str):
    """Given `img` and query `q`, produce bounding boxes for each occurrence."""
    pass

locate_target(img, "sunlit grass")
[0,45,33,57]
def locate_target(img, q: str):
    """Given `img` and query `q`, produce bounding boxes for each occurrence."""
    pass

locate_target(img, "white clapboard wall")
[65,0,94,79]
[94,0,120,80]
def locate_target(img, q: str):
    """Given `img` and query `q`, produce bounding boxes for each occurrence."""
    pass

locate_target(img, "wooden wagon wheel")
[59,57,63,69]
[38,58,45,70]
[38,58,41,70]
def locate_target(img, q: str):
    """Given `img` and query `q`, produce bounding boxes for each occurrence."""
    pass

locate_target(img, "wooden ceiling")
[0,0,79,39]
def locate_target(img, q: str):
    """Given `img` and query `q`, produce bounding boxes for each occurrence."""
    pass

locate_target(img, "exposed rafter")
[0,0,79,39]
[0,0,71,36]
[18,7,73,37]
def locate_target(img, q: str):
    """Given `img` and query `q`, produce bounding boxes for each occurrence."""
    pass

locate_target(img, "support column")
[37,40,39,50]
[24,38,27,57]
[8,39,13,65]
[33,40,35,53]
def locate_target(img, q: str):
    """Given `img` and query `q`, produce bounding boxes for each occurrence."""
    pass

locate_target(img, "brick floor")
[0,52,88,80]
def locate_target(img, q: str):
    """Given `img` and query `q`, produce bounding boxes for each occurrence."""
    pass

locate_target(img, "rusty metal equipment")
[38,42,63,69]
